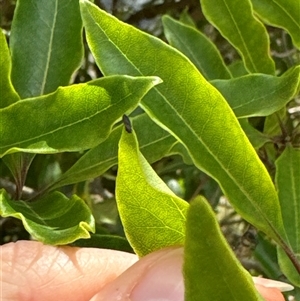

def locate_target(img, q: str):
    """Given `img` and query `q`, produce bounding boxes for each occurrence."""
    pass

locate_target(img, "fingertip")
[255,284,285,301]
[253,277,293,301]
[90,246,184,301]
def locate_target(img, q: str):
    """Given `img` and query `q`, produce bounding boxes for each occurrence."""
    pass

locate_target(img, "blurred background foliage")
[1,0,299,289]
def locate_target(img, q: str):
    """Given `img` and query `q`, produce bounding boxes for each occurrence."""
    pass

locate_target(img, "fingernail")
[252,277,294,292]
[130,248,184,301]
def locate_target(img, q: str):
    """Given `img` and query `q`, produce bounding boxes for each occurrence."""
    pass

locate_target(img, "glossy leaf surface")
[0,76,159,157]
[116,128,188,257]
[10,0,83,98]
[211,66,300,118]
[251,0,300,49]
[162,15,231,80]
[184,198,264,301]
[200,0,275,74]
[0,189,95,245]
[80,1,285,246]
[4,0,84,200]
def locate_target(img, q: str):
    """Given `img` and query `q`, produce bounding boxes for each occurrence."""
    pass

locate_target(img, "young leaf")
[251,0,300,49]
[0,189,95,245]
[199,0,275,74]
[80,1,286,248]
[0,30,19,108]
[48,113,177,190]
[184,197,265,301]
[211,66,300,118]
[10,0,83,98]
[116,128,189,257]
[162,15,232,80]
[275,146,300,284]
[0,75,160,157]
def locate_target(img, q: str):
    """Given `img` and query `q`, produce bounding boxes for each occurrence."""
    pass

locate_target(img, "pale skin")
[1,241,285,301]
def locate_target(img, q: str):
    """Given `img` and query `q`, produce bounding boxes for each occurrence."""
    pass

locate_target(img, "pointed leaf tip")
[184,197,265,300]
[116,129,188,256]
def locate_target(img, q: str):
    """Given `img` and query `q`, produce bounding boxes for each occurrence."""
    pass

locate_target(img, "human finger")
[90,246,288,301]
[1,240,137,301]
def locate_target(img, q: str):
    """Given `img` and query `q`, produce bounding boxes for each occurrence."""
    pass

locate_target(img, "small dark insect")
[122,114,132,133]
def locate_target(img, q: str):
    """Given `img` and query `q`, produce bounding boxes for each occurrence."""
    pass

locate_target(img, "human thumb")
[90,246,184,301]
[90,246,290,301]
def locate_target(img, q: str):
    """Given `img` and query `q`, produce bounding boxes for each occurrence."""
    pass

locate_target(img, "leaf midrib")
[0,93,132,151]
[272,0,300,30]
[85,4,282,240]
[39,0,58,96]
[219,0,258,72]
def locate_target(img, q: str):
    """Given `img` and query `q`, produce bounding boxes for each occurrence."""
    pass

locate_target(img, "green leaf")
[116,128,189,257]
[0,189,95,245]
[48,113,177,190]
[80,1,285,247]
[72,234,134,253]
[162,15,231,80]
[2,153,35,200]
[0,30,19,108]
[251,0,300,49]
[263,107,288,137]
[276,146,300,251]
[254,233,283,280]
[168,142,193,165]
[199,0,275,74]
[10,0,83,98]
[275,146,300,285]
[6,0,84,198]
[228,60,249,78]
[0,75,160,157]
[239,119,271,149]
[211,66,300,118]
[184,197,264,301]
[277,247,300,286]
[179,9,197,28]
